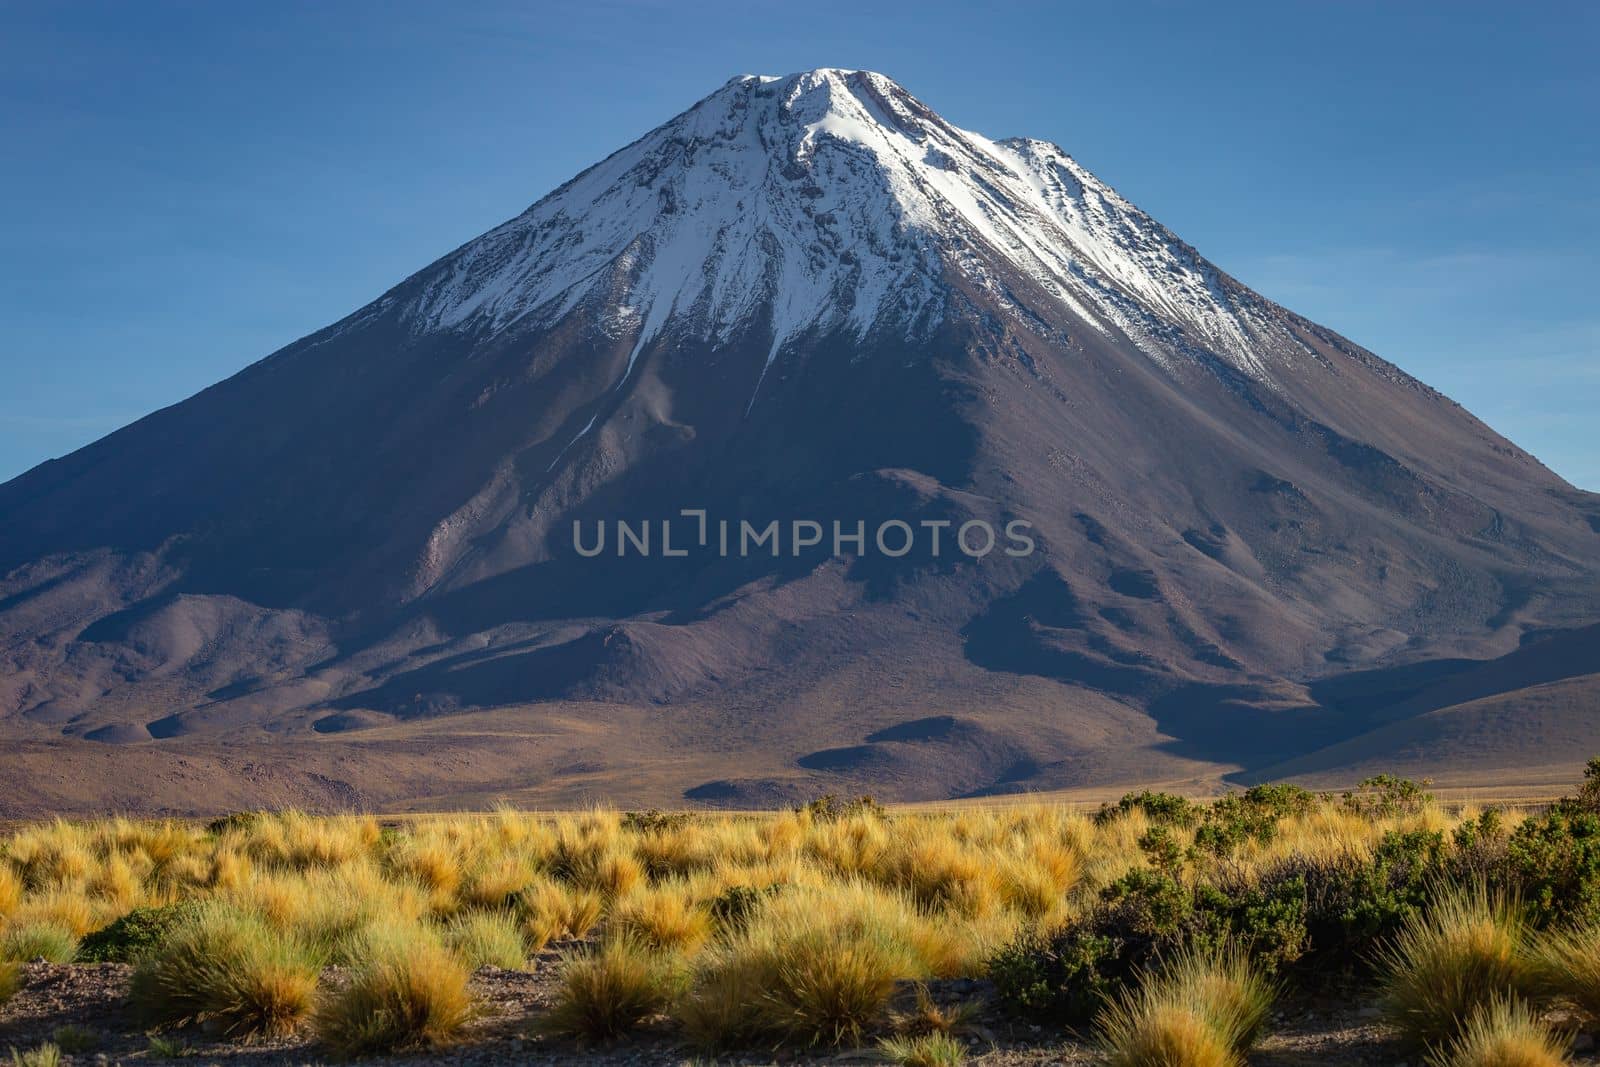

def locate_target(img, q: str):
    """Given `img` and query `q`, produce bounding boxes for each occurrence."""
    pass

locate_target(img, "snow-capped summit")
[407,69,1278,387]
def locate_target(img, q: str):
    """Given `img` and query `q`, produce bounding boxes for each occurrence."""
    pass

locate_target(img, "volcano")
[3,69,1598,814]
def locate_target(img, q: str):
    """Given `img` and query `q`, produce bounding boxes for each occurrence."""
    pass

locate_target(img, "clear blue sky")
[2,1,1595,487]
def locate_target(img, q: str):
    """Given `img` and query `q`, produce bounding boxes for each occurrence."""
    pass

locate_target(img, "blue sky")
[2,1,1595,487]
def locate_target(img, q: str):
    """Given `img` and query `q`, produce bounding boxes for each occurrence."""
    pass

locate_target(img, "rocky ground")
[13,953,1593,1066]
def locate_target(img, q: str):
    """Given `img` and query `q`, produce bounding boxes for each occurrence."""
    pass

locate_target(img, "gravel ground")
[4,957,1598,1066]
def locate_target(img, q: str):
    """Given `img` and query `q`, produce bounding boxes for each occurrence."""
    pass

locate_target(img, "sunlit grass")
[1,788,1575,1058]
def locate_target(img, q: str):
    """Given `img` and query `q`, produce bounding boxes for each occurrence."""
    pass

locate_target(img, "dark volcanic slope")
[2,69,1596,812]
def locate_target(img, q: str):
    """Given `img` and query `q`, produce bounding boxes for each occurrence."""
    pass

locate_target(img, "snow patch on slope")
[406,69,1291,383]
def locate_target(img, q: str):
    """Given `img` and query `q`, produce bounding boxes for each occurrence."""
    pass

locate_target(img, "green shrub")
[1193,785,1317,857]
[798,794,885,822]
[708,884,772,932]
[620,809,691,834]
[990,866,1304,1024]
[1341,774,1433,818]
[204,811,263,836]
[1448,809,1510,884]
[1505,807,1600,929]
[129,903,319,1037]
[1095,791,1203,828]
[78,902,202,963]
[1254,829,1443,975]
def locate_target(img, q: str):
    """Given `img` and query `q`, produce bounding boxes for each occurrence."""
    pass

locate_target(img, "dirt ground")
[10,951,1596,1066]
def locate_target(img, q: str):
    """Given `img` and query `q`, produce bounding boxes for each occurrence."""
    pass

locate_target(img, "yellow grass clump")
[314,923,473,1055]
[544,936,683,1040]
[1423,995,1571,1067]
[609,887,712,955]
[129,902,319,1037]
[1532,922,1600,1024]
[1380,884,1538,1051]
[1095,945,1277,1067]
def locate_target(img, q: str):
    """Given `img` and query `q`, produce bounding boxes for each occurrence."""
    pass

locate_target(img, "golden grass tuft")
[1423,995,1571,1067]
[314,924,474,1055]
[1380,884,1538,1051]
[678,881,937,1049]
[543,937,683,1041]
[1095,945,1275,1067]
[129,902,319,1037]
[877,1030,970,1066]
[609,888,712,955]
[0,867,21,920]
[459,855,536,910]
[1532,922,1600,1024]
[1,923,79,964]
[880,831,1000,918]
[444,911,528,970]
[0,959,22,1006]
[9,892,98,938]
[1098,997,1241,1067]
[7,1043,63,1067]
[518,878,604,950]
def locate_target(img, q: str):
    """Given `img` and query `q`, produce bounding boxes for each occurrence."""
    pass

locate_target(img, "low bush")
[707,884,773,932]
[77,902,202,963]
[314,924,473,1055]
[989,866,1302,1024]
[129,903,319,1037]
[798,794,885,823]
[620,809,692,835]
[1095,791,1203,828]
[1342,775,1433,819]
[1193,785,1317,856]
[1505,806,1600,929]
[1262,828,1443,974]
